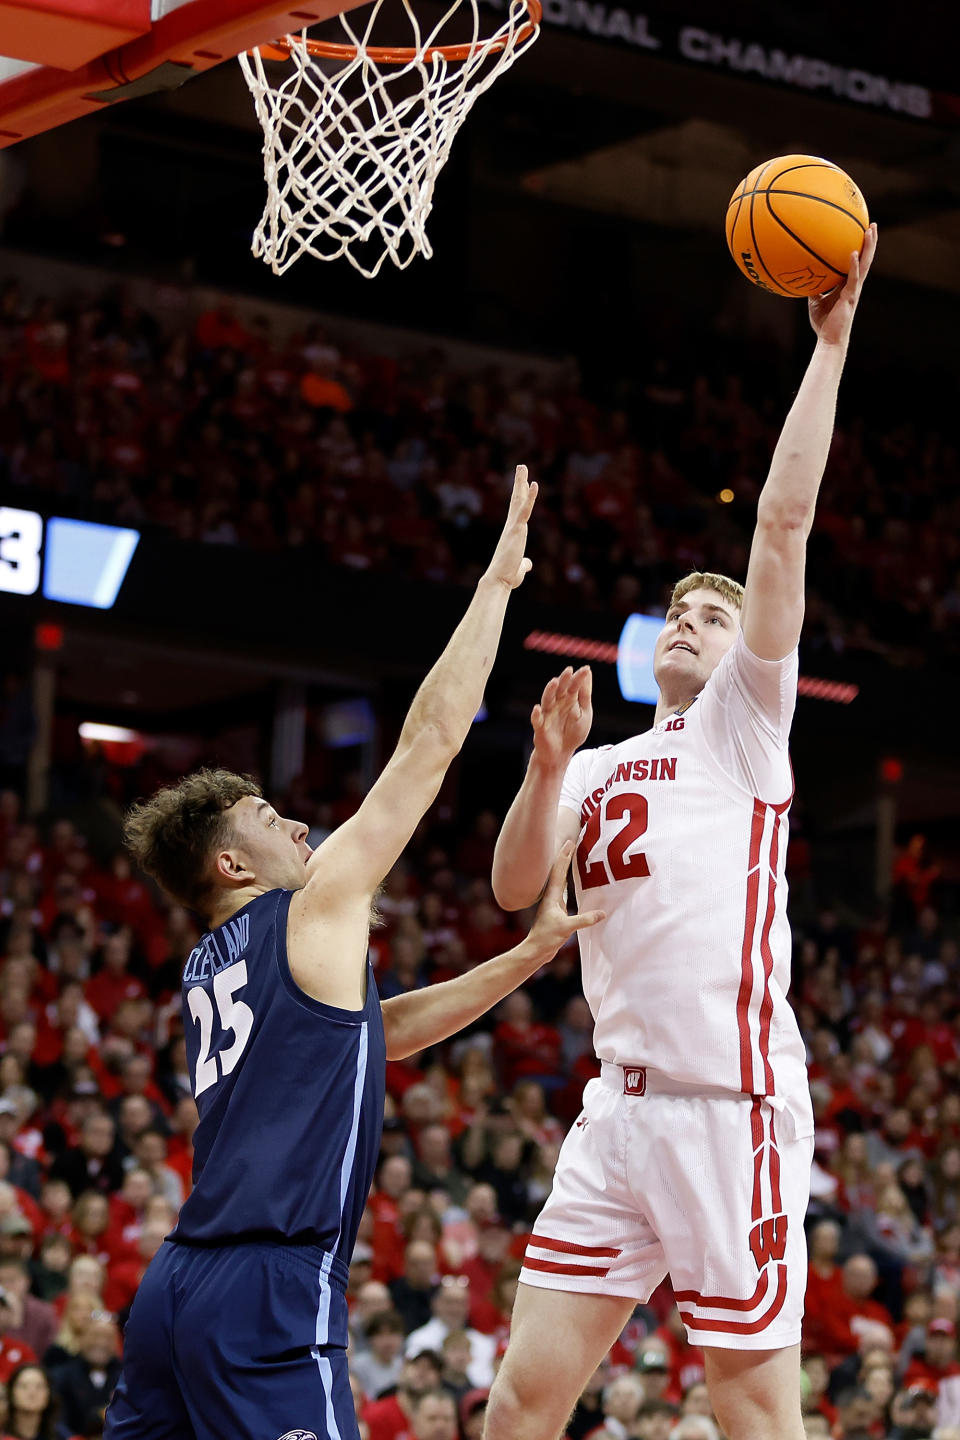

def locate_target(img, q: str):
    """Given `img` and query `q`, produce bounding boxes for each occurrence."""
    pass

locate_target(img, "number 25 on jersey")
[577,792,650,890]
[188,962,254,1097]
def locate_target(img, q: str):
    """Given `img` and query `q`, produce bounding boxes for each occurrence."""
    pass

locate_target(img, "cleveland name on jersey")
[561,630,809,1107]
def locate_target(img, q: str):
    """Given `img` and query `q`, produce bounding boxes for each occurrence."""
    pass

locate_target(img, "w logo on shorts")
[748,1214,787,1271]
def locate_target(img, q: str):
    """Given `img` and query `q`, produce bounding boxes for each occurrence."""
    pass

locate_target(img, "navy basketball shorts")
[104,1239,357,1440]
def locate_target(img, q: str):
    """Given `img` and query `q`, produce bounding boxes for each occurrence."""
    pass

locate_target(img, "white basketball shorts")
[520,1062,813,1350]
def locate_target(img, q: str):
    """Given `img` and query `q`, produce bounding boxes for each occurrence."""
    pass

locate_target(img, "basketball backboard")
[0,0,363,145]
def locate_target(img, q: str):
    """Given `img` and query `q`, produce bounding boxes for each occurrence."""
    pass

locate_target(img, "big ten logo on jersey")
[748,1214,787,1271]
[576,755,679,890]
[662,716,685,732]
[184,914,254,1099]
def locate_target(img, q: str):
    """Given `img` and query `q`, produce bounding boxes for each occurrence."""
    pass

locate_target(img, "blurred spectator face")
[862,1365,894,1409]
[512,1082,546,1121]
[842,1255,878,1300]
[9,1366,50,1416]
[410,1392,457,1440]
[634,1351,669,1402]
[68,1256,105,1296]
[809,1221,841,1265]
[490,1133,524,1171]
[379,1155,412,1200]
[402,1354,443,1397]
[434,1277,469,1328]
[368,1316,405,1364]
[403,1241,436,1290]
[466,1185,498,1224]
[82,1113,115,1158]
[925,1319,957,1365]
[120,1170,153,1212]
[0,1260,28,1300]
[501,992,532,1027]
[476,1222,511,1265]
[120,1054,151,1094]
[603,1375,645,1425]
[74,1192,109,1238]
[354,1283,391,1326]
[635,1401,676,1440]
[102,932,132,973]
[174,1097,199,1140]
[892,1386,937,1435]
[134,1132,167,1168]
[39,1234,71,1276]
[6,1021,35,1061]
[81,1318,120,1366]
[835,1388,876,1436]
[40,1179,72,1223]
[681,1383,713,1417]
[119,1096,152,1138]
[442,1331,471,1376]
[62,1027,90,1065]
[143,1196,176,1231]
[418,1126,452,1171]
[137,1219,169,1262]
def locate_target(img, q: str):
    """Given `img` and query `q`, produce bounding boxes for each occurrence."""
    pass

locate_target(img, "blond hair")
[124,768,261,912]
[669,571,744,611]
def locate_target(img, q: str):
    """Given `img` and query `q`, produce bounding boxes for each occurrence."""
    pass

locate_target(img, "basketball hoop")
[238,0,540,278]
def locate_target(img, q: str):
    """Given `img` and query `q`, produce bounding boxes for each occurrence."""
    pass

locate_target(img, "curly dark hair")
[123,768,262,913]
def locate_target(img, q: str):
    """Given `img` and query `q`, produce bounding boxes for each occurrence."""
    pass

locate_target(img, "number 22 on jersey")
[187,962,254,1097]
[577,791,650,890]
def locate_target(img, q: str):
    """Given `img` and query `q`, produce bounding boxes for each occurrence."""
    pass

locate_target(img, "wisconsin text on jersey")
[579,753,679,825]
[182,914,251,983]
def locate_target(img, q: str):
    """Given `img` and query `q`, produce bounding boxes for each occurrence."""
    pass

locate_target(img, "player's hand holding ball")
[522,841,604,964]
[808,221,878,348]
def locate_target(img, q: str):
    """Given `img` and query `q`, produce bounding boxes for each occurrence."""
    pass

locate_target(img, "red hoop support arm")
[0,0,367,146]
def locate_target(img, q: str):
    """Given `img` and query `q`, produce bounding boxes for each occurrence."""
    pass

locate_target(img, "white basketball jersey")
[560,630,808,1100]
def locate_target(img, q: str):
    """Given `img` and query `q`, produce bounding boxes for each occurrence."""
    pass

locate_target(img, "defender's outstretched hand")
[522,841,604,964]
[810,221,878,347]
[532,665,593,768]
[485,465,538,590]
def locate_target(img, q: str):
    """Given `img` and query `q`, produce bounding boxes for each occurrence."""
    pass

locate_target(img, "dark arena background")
[0,0,959,1433]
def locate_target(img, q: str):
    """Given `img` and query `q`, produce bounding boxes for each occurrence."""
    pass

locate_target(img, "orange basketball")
[725,155,869,299]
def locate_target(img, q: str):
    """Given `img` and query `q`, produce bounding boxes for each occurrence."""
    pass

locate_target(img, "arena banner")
[482,0,960,126]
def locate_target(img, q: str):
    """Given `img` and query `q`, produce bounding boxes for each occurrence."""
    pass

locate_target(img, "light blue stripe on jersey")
[315,1022,369,1346]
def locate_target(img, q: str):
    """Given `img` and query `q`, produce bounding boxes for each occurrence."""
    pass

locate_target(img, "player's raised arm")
[302,466,537,905]
[491,665,591,912]
[739,223,877,661]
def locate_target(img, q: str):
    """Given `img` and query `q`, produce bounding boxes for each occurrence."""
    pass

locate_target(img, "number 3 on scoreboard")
[577,792,650,890]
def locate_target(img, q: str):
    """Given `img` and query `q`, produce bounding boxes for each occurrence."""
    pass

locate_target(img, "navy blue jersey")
[172,889,385,1272]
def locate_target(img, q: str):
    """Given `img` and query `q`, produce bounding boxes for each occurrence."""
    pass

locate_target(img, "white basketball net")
[239,0,539,279]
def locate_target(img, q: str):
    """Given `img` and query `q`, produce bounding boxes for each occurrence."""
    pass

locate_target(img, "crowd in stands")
[0,760,958,1439]
[1,275,960,668]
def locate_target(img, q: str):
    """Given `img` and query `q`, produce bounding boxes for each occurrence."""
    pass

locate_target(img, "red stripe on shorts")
[527,1235,621,1259]
[674,1270,769,1313]
[750,1098,764,1222]
[757,804,787,1094]
[522,1255,612,1278]
[680,1264,787,1335]
[737,800,766,1092]
[769,1111,783,1213]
